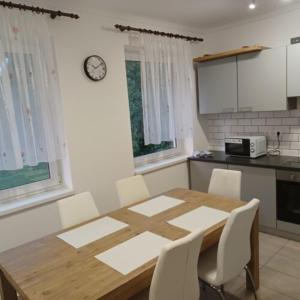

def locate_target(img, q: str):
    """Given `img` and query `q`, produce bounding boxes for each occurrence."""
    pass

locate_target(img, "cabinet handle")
[239,107,253,112]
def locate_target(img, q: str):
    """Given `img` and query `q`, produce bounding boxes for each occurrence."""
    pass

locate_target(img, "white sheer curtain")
[0,8,65,171]
[138,33,194,147]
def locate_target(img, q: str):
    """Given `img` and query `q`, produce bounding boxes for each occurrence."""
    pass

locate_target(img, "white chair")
[57,192,100,229]
[133,229,204,300]
[208,168,242,199]
[197,198,260,300]
[116,175,150,207]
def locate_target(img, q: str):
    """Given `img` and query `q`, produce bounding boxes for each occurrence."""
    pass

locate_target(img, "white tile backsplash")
[244,112,259,118]
[231,112,245,119]
[238,119,251,125]
[252,118,265,126]
[202,110,300,157]
[225,119,238,126]
[274,111,291,118]
[259,111,274,118]
[212,119,225,126]
[282,118,299,125]
[266,118,282,125]
[290,142,300,150]
[282,134,299,142]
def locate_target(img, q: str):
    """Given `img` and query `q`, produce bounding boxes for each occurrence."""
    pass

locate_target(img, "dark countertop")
[188,151,300,172]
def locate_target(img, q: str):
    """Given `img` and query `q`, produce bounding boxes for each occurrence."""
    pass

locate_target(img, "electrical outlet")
[291,36,300,44]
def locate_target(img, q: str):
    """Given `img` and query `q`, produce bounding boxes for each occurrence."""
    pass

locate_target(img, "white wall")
[204,8,300,52]
[0,5,204,252]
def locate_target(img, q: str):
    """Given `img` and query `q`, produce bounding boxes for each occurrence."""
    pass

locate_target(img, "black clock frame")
[83,55,107,81]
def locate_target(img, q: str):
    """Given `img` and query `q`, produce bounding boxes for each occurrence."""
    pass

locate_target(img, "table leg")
[247,211,259,290]
[0,270,18,300]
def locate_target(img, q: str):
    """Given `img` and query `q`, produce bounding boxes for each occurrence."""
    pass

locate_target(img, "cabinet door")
[190,161,228,192]
[228,165,276,228]
[287,43,300,97]
[197,57,238,114]
[237,47,287,112]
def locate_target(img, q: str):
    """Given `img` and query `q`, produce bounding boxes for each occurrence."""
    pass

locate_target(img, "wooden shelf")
[193,45,269,63]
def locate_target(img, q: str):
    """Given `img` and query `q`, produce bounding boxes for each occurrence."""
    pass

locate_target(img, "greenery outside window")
[0,161,63,204]
[0,163,50,191]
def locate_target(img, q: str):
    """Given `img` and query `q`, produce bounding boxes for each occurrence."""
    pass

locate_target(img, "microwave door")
[226,140,250,157]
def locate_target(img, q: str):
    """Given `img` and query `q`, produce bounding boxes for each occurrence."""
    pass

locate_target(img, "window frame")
[0,160,64,205]
[134,139,185,167]
[125,47,185,167]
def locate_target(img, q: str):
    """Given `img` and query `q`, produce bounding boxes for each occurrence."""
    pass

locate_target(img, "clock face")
[84,55,107,81]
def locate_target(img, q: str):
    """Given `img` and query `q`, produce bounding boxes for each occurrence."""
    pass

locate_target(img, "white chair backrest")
[208,168,242,199]
[115,175,150,207]
[58,192,100,229]
[216,199,259,283]
[149,229,204,300]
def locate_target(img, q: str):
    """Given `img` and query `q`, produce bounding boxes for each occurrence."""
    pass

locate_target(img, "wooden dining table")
[0,188,259,300]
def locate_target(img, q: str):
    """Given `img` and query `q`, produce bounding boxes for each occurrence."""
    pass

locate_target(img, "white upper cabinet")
[287,43,300,97]
[197,57,238,114]
[237,47,287,112]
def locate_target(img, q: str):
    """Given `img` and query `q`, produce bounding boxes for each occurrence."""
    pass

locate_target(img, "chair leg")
[209,284,227,300]
[245,265,258,300]
[198,278,207,293]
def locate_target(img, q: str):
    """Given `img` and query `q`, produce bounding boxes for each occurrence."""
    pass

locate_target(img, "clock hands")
[88,61,105,70]
[87,62,100,69]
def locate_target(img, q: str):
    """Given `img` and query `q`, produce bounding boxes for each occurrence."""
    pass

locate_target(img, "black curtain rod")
[0,1,79,19]
[115,24,203,42]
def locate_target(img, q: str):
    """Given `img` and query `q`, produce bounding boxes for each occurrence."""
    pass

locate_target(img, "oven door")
[225,138,250,157]
[277,170,300,234]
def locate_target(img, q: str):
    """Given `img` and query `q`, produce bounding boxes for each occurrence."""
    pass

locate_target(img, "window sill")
[135,155,188,175]
[0,186,74,218]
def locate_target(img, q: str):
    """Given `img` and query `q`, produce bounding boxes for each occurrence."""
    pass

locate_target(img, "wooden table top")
[0,188,246,300]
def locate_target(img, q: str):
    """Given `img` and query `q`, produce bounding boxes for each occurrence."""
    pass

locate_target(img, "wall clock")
[84,55,107,81]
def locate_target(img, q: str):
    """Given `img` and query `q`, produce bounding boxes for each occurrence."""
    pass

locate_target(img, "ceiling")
[47,0,300,29]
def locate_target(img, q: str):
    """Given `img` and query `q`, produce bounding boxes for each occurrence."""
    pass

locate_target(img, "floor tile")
[235,285,294,300]
[277,240,300,262]
[259,232,288,266]
[259,232,288,251]
[260,266,300,300]
[287,240,300,249]
[259,247,276,266]
[267,253,300,279]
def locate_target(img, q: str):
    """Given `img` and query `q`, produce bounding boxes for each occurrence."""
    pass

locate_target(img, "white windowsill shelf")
[135,155,188,175]
[0,187,74,217]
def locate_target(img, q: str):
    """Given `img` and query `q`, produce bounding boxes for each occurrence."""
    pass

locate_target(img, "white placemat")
[57,216,129,248]
[128,195,184,217]
[167,206,229,232]
[95,231,171,275]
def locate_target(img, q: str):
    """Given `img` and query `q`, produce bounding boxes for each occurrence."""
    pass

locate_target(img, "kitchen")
[1,0,300,300]
[191,42,300,241]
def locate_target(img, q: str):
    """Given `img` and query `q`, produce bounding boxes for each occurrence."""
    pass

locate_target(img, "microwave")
[225,136,267,158]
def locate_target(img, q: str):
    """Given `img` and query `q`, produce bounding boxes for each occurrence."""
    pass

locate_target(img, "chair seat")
[198,245,220,286]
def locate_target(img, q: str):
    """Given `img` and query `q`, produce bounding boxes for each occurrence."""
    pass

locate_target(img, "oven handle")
[276,170,300,183]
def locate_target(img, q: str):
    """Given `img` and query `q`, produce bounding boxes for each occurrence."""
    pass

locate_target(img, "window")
[0,51,65,205]
[0,161,62,203]
[125,58,182,165]
[0,11,69,210]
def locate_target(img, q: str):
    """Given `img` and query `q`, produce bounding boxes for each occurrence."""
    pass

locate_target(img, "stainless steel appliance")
[225,136,267,158]
[277,170,300,234]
